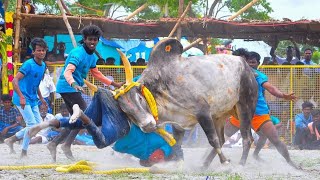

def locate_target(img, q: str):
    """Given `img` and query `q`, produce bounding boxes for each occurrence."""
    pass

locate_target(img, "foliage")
[225,0,273,20]
[312,51,320,64]
[210,38,223,54]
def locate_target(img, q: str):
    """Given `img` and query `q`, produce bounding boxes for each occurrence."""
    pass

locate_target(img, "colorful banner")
[5,12,14,96]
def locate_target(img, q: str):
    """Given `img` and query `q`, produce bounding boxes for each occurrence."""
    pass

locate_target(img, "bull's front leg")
[171,124,185,161]
[198,113,229,164]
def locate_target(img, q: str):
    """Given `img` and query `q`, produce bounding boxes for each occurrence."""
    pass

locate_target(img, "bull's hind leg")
[198,113,229,164]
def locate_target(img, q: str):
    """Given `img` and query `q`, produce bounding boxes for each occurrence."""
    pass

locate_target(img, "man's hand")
[71,82,85,93]
[1,127,9,136]
[283,92,297,101]
[40,98,48,107]
[20,96,26,109]
[113,82,125,88]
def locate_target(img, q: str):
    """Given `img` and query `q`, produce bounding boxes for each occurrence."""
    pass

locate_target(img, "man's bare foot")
[4,136,17,154]
[20,150,27,159]
[253,153,265,162]
[61,144,75,161]
[47,142,57,162]
[69,104,83,124]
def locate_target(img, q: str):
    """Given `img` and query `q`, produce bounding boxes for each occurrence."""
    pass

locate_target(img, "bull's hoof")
[253,154,265,162]
[289,161,302,170]
[222,159,231,165]
[239,160,246,166]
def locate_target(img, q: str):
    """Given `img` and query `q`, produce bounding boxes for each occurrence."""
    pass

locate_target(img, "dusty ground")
[0,143,319,180]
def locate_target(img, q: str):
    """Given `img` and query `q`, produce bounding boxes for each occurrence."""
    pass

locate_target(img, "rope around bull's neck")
[115,82,176,146]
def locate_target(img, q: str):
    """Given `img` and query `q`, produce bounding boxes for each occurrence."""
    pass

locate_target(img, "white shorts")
[35,134,49,144]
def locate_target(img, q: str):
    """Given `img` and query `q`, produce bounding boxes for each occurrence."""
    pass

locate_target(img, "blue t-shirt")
[13,59,46,106]
[56,46,97,93]
[254,69,269,115]
[295,113,312,129]
[113,124,172,160]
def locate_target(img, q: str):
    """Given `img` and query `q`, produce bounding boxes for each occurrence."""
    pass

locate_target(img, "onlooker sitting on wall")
[294,101,314,149]
[39,68,56,114]
[0,95,23,142]
[270,40,300,65]
[73,129,94,146]
[303,109,320,149]
[21,0,35,14]
[30,104,57,144]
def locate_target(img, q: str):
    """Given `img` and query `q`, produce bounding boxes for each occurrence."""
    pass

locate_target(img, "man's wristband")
[71,82,77,88]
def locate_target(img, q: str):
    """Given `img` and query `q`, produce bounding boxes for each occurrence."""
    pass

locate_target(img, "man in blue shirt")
[225,50,298,168]
[0,94,23,142]
[294,101,314,149]
[5,38,47,158]
[46,25,124,162]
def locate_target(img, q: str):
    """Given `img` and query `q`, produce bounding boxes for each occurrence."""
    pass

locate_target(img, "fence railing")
[14,63,320,144]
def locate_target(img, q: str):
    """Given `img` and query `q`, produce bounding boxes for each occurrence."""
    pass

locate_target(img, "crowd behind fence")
[13,64,320,145]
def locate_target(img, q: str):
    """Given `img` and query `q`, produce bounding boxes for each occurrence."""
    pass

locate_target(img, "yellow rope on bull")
[0,160,150,175]
[84,80,176,146]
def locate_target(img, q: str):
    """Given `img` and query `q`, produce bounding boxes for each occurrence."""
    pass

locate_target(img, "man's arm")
[292,40,301,60]
[90,67,124,88]
[13,72,26,109]
[262,82,296,101]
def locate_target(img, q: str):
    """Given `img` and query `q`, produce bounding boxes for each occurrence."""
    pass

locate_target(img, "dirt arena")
[0,143,319,180]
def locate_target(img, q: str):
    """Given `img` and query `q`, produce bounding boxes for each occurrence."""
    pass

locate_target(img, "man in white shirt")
[301,48,318,77]
[39,69,56,113]
[30,104,56,144]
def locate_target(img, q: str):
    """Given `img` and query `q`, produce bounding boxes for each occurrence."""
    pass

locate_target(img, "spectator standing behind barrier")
[4,38,47,158]
[294,101,314,149]
[0,95,23,143]
[293,61,315,110]
[39,68,56,114]
[301,48,317,77]
[270,40,300,65]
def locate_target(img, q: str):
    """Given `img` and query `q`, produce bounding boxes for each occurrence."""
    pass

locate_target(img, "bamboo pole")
[168,1,192,38]
[13,0,22,63]
[183,38,203,52]
[124,3,148,20]
[57,0,77,47]
[176,0,184,41]
[228,0,259,21]
[60,0,72,15]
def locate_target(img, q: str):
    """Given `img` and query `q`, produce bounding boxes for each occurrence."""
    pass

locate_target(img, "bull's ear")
[148,38,183,66]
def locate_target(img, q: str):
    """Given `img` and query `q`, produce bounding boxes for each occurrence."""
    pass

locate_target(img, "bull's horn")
[84,79,98,92]
[117,49,133,84]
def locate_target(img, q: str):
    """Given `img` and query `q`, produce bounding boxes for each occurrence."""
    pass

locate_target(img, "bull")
[116,38,258,167]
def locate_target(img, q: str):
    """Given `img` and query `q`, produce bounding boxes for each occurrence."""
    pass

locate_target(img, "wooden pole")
[124,3,148,20]
[183,38,202,52]
[13,0,22,63]
[176,0,184,41]
[168,1,192,38]
[60,0,72,15]
[57,0,77,48]
[228,0,259,21]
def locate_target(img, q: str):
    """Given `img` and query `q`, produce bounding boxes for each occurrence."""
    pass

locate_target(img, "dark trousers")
[59,89,130,148]
[51,92,87,145]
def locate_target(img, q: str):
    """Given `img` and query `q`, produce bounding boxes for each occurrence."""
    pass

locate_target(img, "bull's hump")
[148,38,183,67]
